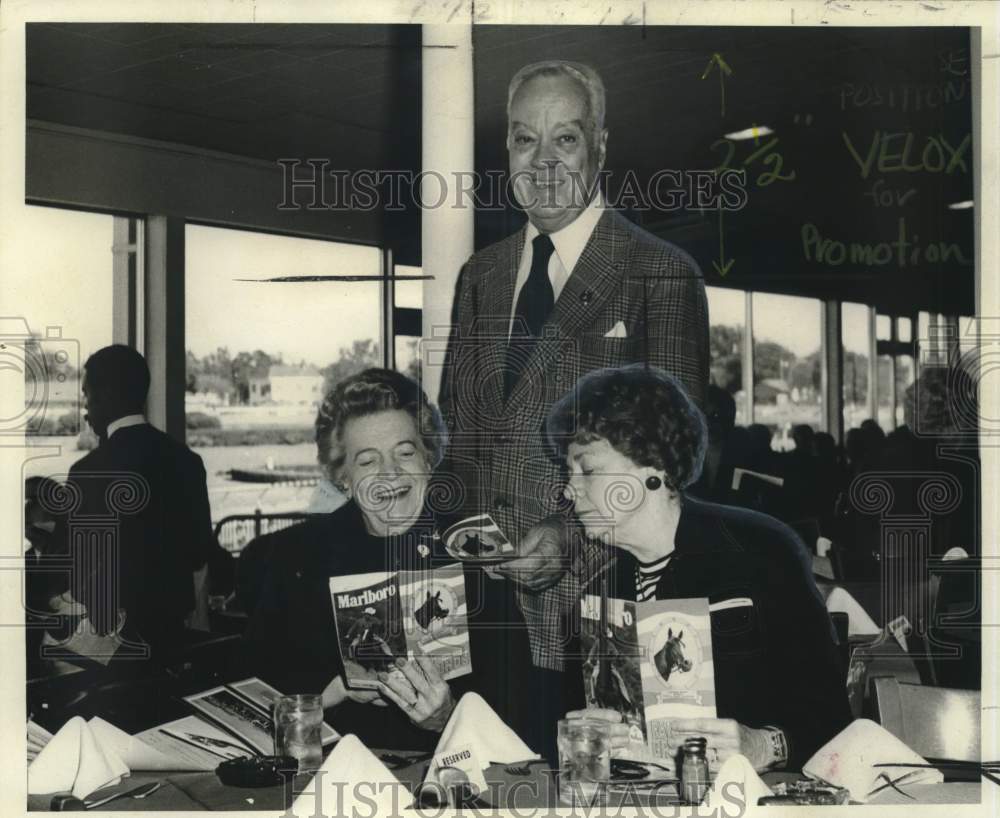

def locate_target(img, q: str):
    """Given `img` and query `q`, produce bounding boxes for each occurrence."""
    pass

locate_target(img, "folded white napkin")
[27,714,183,799]
[825,587,881,637]
[702,754,773,809]
[803,718,944,802]
[290,734,411,817]
[28,716,130,799]
[423,692,538,786]
[27,720,54,757]
[89,717,181,771]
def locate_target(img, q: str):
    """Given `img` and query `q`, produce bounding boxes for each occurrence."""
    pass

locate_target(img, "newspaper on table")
[329,563,472,690]
[580,596,715,760]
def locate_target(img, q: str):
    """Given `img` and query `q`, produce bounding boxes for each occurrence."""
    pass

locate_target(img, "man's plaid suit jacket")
[437,206,710,670]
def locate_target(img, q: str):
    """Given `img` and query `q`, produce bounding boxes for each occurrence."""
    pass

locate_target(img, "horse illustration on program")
[653,628,693,683]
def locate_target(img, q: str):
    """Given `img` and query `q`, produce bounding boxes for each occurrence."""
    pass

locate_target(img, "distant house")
[754,378,791,405]
[249,364,324,405]
[247,372,272,405]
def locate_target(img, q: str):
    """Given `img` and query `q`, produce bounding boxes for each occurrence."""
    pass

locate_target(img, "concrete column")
[742,291,754,424]
[822,299,843,441]
[144,215,185,442]
[867,307,878,423]
[420,24,475,403]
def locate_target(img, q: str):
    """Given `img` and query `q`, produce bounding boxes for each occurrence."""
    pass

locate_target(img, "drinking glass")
[557,718,612,805]
[273,694,323,772]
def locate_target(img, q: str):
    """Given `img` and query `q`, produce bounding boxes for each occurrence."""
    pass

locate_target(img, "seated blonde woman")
[547,365,851,772]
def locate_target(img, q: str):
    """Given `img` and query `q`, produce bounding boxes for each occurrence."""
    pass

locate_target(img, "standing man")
[59,345,215,659]
[437,60,709,736]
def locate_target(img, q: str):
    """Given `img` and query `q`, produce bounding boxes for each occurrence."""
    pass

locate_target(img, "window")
[897,317,912,344]
[19,206,115,479]
[706,287,748,425]
[874,313,916,432]
[394,266,423,309]
[842,302,872,433]
[895,354,915,427]
[876,354,895,430]
[185,225,381,523]
[752,293,822,450]
[393,265,423,381]
[876,314,892,342]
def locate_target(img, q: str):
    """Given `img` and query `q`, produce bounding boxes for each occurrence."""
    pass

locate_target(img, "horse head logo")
[653,628,693,683]
[413,589,450,631]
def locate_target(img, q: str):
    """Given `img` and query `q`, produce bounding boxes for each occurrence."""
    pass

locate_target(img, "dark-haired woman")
[549,364,851,772]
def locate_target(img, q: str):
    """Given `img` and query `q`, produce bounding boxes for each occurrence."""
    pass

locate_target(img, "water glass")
[557,718,612,805]
[274,694,323,772]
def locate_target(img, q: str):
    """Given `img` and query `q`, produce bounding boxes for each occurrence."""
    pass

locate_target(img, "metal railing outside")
[213,511,319,555]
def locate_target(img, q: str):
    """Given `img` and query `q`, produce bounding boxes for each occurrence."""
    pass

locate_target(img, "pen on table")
[158,729,236,760]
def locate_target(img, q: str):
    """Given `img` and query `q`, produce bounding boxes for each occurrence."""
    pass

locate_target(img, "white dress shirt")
[509,193,605,336]
[106,414,147,439]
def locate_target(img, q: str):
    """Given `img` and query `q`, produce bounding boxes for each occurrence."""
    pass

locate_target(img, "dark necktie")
[505,233,556,396]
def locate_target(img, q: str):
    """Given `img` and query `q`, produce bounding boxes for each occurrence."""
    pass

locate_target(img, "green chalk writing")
[841,131,971,179]
[802,219,971,268]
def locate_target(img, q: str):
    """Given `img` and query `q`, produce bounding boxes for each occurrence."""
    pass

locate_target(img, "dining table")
[27,749,985,811]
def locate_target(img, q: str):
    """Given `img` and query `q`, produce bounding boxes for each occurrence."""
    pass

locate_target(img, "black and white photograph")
[184,686,275,756]
[6,0,998,814]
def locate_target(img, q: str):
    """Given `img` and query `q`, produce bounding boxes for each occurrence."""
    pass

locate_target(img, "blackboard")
[472,26,975,316]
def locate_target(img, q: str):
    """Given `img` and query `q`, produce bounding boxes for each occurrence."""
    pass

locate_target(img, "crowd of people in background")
[690,368,979,581]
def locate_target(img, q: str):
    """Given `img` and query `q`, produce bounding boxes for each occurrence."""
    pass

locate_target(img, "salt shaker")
[681,736,710,805]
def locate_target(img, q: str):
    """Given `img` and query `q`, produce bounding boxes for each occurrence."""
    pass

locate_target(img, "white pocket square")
[603,321,628,338]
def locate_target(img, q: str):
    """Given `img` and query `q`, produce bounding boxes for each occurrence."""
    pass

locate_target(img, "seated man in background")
[51,345,216,662]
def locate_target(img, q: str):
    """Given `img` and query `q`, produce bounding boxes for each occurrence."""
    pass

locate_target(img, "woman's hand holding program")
[321,674,388,709]
[378,655,455,731]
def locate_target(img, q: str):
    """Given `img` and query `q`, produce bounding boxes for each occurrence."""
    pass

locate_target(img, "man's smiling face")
[508,73,607,233]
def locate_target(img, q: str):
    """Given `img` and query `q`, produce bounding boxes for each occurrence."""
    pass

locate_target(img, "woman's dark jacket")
[572,494,852,770]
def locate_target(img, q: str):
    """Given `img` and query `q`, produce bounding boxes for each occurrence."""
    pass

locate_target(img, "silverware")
[83,781,162,809]
[499,759,547,776]
[378,750,435,768]
[866,770,920,799]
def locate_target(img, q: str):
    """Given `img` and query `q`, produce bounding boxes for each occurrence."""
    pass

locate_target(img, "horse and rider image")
[581,621,644,728]
[344,606,398,672]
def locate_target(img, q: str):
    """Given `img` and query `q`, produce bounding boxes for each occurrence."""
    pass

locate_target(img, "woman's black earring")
[645,475,662,491]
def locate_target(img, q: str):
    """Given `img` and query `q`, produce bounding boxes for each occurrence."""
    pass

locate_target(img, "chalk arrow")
[701,53,733,118]
[712,207,735,277]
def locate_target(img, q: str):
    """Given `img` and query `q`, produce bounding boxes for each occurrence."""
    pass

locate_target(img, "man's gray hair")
[506,60,606,143]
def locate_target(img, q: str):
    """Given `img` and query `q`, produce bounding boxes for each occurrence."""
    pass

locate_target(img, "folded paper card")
[824,587,881,637]
[803,718,944,802]
[290,734,412,817]
[28,717,131,799]
[424,692,538,786]
[428,742,489,794]
[702,754,773,810]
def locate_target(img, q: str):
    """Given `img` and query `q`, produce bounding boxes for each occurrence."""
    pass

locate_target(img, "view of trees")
[710,325,823,399]
[185,337,421,406]
[186,348,285,403]
[711,323,912,410]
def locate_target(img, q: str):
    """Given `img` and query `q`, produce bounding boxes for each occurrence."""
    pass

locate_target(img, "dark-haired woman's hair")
[545,364,707,491]
[315,368,447,487]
